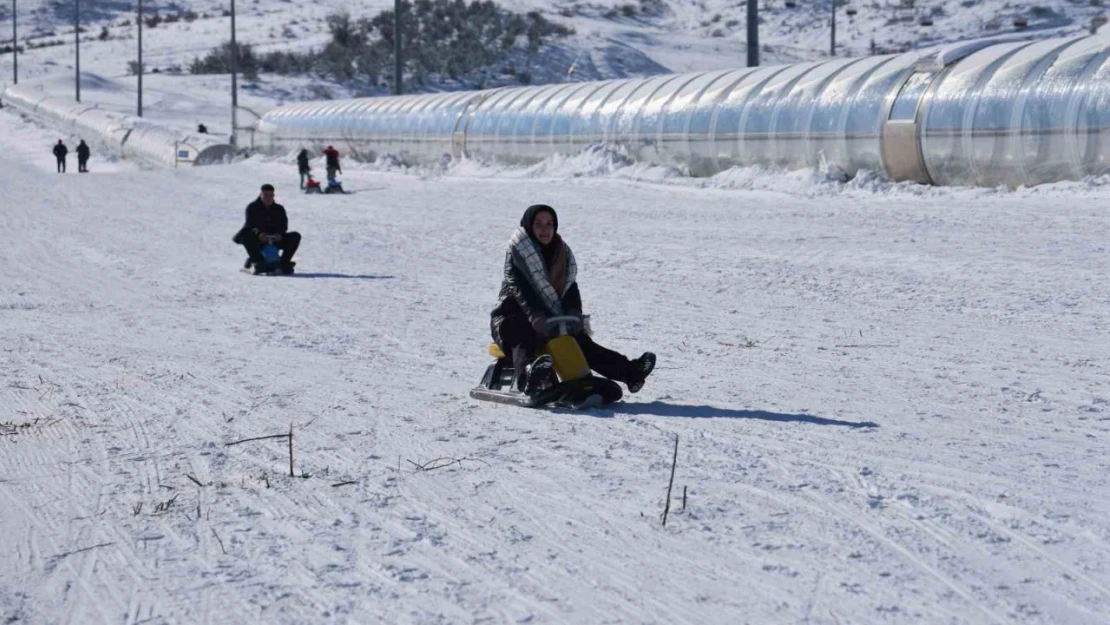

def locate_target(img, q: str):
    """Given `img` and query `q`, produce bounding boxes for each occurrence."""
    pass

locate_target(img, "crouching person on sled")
[477,204,655,408]
[233,183,301,275]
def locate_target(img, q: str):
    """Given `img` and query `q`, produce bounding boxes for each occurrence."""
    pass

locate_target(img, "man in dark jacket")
[76,140,91,173]
[297,149,311,189]
[232,184,302,275]
[322,146,341,182]
[490,204,655,395]
[52,140,68,173]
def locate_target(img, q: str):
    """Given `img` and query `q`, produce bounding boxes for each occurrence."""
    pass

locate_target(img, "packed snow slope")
[2,110,1110,624]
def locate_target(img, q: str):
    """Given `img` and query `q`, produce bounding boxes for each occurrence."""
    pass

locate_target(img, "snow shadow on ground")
[286,273,396,280]
[614,401,878,428]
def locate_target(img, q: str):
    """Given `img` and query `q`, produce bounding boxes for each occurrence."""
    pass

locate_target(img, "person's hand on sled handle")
[565,309,591,336]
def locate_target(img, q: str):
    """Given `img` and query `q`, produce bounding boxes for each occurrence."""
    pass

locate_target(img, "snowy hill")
[3,1,1110,623]
[4,1,1110,106]
[2,92,1110,624]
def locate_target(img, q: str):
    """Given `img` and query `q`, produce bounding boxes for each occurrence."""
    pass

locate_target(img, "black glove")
[565,310,587,335]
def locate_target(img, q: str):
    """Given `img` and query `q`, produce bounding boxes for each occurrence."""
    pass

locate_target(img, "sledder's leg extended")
[577,335,655,393]
[576,334,633,382]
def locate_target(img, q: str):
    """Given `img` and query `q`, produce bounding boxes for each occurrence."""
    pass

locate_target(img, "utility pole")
[393,0,402,95]
[746,0,758,67]
[230,0,237,146]
[12,0,17,84]
[75,0,80,101]
[830,0,837,57]
[137,0,142,116]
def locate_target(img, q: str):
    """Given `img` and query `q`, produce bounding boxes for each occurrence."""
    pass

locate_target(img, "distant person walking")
[323,145,342,182]
[197,123,208,134]
[52,139,68,173]
[297,149,311,189]
[76,140,91,173]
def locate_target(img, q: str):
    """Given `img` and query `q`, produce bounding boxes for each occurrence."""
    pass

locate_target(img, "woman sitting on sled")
[489,204,655,396]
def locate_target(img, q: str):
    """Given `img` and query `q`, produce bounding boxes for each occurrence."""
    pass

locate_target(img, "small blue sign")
[177,150,190,158]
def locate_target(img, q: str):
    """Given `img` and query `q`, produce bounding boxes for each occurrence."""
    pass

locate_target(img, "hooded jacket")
[491,205,582,333]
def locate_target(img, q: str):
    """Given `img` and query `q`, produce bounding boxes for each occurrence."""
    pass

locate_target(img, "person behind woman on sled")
[296,149,311,189]
[490,204,655,396]
[324,174,344,194]
[232,183,301,275]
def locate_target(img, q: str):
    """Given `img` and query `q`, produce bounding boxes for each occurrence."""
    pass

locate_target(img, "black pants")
[234,228,301,265]
[493,315,633,390]
[78,157,88,172]
[56,157,65,173]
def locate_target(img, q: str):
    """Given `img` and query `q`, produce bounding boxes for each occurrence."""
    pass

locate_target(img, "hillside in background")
[3,1,1110,137]
[3,1,1110,97]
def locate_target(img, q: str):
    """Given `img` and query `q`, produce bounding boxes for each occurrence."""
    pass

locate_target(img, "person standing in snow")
[76,140,91,173]
[232,184,302,275]
[297,149,311,189]
[323,145,341,182]
[490,204,656,395]
[52,140,68,173]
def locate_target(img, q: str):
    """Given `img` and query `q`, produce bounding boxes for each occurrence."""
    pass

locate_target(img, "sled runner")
[470,316,623,410]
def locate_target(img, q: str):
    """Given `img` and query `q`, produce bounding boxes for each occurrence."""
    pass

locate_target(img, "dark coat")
[53,143,68,158]
[297,150,310,173]
[76,143,90,159]
[238,198,289,238]
[491,257,582,329]
[323,148,340,170]
[490,205,582,346]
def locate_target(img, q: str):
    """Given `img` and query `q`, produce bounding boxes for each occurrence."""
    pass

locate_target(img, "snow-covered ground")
[3,0,1110,622]
[3,95,1110,624]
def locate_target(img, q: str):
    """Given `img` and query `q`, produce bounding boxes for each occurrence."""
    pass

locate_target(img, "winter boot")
[523,355,555,396]
[626,352,656,394]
